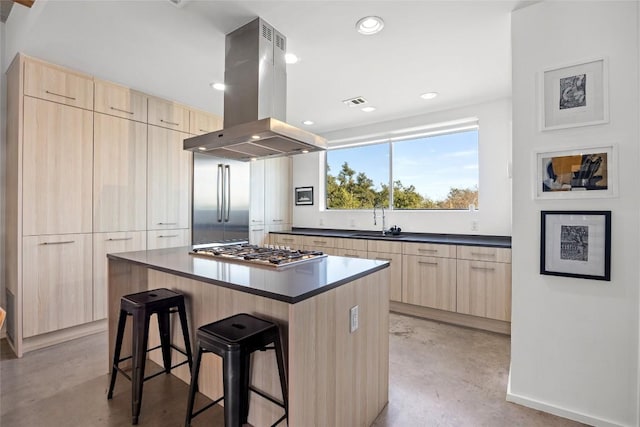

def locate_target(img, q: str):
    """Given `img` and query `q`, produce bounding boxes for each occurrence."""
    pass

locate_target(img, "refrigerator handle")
[217,164,223,222]
[225,164,231,222]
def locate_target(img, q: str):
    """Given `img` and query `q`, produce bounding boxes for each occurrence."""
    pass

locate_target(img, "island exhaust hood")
[184,18,327,161]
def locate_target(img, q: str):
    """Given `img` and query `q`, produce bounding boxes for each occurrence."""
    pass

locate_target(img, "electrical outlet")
[349,218,356,227]
[350,305,359,333]
[471,220,479,231]
[319,218,324,226]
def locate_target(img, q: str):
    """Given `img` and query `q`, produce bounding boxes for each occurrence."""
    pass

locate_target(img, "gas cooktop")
[189,243,326,268]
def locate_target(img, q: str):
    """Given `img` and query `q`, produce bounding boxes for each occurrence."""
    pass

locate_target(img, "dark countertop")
[108,246,389,304]
[273,228,512,248]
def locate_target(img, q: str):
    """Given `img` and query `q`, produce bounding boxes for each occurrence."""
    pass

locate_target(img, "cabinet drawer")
[368,251,403,302]
[94,79,147,122]
[402,242,456,258]
[334,249,368,258]
[147,229,190,250]
[189,109,222,135]
[302,235,337,249]
[335,238,367,251]
[270,233,302,248]
[402,254,456,311]
[24,59,93,110]
[148,97,190,133]
[367,239,402,254]
[457,246,511,263]
[456,260,511,321]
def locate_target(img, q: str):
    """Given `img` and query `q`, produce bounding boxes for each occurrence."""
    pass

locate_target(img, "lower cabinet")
[402,254,457,311]
[93,231,146,320]
[456,260,512,321]
[147,229,191,249]
[369,251,403,302]
[22,234,93,337]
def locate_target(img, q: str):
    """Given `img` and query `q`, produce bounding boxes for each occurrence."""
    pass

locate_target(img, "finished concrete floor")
[0,313,585,427]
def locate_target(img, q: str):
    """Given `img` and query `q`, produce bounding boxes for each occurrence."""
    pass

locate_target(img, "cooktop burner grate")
[189,244,326,268]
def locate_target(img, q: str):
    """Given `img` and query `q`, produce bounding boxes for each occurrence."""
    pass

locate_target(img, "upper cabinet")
[250,159,266,225]
[148,96,190,133]
[94,79,148,122]
[264,157,292,225]
[23,59,93,110]
[22,97,93,235]
[189,109,222,135]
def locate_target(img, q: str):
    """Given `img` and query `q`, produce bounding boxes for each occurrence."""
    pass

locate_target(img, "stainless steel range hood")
[184,18,327,160]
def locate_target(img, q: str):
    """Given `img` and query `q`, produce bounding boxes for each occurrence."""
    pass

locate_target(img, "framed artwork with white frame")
[534,144,617,199]
[540,57,609,131]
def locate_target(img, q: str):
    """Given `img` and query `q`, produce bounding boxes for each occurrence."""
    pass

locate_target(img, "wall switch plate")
[350,305,359,333]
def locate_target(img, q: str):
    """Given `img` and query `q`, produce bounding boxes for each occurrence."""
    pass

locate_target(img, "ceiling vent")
[342,96,368,107]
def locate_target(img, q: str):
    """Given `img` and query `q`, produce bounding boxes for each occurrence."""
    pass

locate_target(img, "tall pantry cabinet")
[4,54,206,357]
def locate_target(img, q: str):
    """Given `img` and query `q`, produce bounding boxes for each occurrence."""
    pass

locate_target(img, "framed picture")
[540,57,609,131]
[540,210,611,281]
[534,145,617,199]
[295,186,314,205]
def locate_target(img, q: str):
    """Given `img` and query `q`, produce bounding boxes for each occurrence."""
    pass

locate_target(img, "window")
[326,128,478,210]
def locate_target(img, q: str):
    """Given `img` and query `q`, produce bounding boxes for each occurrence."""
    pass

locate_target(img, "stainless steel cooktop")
[189,243,326,268]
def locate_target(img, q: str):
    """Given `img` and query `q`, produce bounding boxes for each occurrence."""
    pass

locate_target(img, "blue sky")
[327,130,478,201]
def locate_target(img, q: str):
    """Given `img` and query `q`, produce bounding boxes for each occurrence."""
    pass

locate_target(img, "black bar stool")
[107,288,193,425]
[185,313,288,427]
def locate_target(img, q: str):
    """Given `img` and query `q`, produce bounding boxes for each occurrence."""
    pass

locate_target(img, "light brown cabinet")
[368,240,403,302]
[189,109,222,135]
[22,96,93,236]
[94,79,147,122]
[23,58,93,110]
[271,233,303,247]
[402,254,457,311]
[93,113,147,232]
[93,231,146,320]
[148,96,190,133]
[147,126,192,230]
[22,234,93,338]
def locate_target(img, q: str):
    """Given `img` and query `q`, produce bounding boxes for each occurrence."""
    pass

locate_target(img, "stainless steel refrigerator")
[192,153,250,244]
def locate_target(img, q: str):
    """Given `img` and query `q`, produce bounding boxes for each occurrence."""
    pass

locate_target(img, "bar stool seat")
[107,288,193,425]
[185,313,288,427]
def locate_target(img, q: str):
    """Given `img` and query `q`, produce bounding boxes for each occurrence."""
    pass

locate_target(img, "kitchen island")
[107,246,390,427]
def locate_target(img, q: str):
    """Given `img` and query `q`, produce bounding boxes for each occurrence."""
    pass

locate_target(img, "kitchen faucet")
[373,206,387,235]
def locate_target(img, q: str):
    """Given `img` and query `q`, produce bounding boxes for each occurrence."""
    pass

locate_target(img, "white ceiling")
[4,0,527,135]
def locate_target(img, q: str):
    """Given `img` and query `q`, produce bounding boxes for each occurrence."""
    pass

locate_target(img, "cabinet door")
[270,233,302,248]
[23,97,93,235]
[264,157,291,225]
[334,249,368,258]
[24,59,93,110]
[94,79,147,122]
[301,235,337,249]
[148,97,190,133]
[402,254,456,311]
[402,242,456,258]
[147,126,192,230]
[93,231,146,320]
[456,260,512,321]
[250,159,265,225]
[369,251,403,302]
[94,113,147,232]
[22,234,93,337]
[189,109,222,135]
[147,229,191,250]
[456,246,512,263]
[249,226,268,246]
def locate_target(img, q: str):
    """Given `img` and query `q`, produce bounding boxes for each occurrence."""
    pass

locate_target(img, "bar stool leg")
[107,309,128,400]
[157,310,172,373]
[131,308,151,425]
[223,349,243,427]
[177,300,194,371]
[184,345,204,427]
[274,333,289,415]
[239,353,251,424]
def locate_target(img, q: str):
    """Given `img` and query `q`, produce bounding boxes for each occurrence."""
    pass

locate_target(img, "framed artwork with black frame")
[295,186,314,206]
[540,210,611,281]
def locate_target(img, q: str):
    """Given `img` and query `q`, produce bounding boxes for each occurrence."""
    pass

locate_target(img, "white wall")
[1,20,6,335]
[292,98,512,236]
[509,2,639,426]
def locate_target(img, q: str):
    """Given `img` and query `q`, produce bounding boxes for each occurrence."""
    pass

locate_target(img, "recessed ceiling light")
[198,147,207,151]
[210,82,225,91]
[361,106,376,113]
[284,53,299,64]
[356,16,384,35]
[301,149,309,154]
[302,120,314,125]
[420,92,439,100]
[251,135,261,140]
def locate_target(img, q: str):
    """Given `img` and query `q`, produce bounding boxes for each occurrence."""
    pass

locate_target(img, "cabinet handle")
[45,90,76,101]
[471,252,495,257]
[282,238,294,242]
[471,266,496,271]
[199,128,210,133]
[273,219,284,222]
[157,222,177,225]
[106,237,133,241]
[158,234,179,238]
[41,240,75,245]
[346,254,360,258]
[417,248,437,253]
[375,257,392,262]
[418,261,438,266]
[313,240,327,244]
[160,119,180,126]
[110,106,134,115]
[252,228,265,232]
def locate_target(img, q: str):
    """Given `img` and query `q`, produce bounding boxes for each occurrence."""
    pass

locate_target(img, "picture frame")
[295,186,314,206]
[540,210,611,281]
[540,57,609,131]
[534,144,617,199]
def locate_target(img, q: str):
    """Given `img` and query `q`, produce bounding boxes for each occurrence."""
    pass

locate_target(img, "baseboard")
[22,319,107,354]
[506,374,627,427]
[390,301,511,335]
